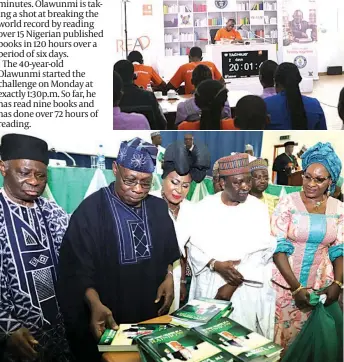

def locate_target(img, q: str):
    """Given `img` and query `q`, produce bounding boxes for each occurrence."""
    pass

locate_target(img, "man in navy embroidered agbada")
[0,133,71,362]
[57,137,180,362]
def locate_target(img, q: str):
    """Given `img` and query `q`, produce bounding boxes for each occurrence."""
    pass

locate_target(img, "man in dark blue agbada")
[57,137,180,362]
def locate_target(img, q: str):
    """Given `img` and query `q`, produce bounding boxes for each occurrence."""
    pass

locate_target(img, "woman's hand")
[317,283,341,306]
[293,288,312,310]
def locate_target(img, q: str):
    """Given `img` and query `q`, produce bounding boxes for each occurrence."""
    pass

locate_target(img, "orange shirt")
[178,118,239,130]
[133,64,164,89]
[169,61,223,94]
[214,28,242,41]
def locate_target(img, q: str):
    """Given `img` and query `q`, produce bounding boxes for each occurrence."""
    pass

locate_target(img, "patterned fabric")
[271,192,344,351]
[117,137,158,173]
[104,185,152,265]
[218,153,249,176]
[261,192,279,217]
[301,142,342,195]
[0,190,71,361]
[249,158,268,172]
[212,160,220,178]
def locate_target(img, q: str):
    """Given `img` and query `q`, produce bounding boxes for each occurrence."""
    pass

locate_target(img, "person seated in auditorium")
[175,64,231,126]
[264,62,327,130]
[166,47,224,95]
[234,95,270,130]
[249,158,279,216]
[113,71,150,130]
[259,60,278,99]
[338,87,344,129]
[289,10,316,42]
[214,19,243,43]
[127,50,166,91]
[114,60,167,130]
[178,80,235,130]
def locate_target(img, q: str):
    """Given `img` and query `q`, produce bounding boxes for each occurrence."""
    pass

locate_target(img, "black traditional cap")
[284,141,296,147]
[0,134,49,165]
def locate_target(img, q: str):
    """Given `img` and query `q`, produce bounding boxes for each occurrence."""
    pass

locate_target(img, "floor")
[308,74,344,130]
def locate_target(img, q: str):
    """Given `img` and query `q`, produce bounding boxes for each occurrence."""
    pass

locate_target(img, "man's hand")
[180,282,187,302]
[6,327,38,361]
[214,260,243,286]
[293,288,312,310]
[215,284,237,301]
[89,302,118,340]
[318,283,341,306]
[155,274,174,316]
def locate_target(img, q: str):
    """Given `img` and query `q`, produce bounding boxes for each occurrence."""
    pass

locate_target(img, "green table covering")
[0,168,302,214]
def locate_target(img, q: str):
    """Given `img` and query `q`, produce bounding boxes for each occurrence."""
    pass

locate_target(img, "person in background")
[127,50,166,91]
[212,159,224,194]
[234,95,270,130]
[289,10,316,41]
[245,144,254,157]
[150,142,210,311]
[184,134,194,151]
[166,47,224,95]
[259,60,278,99]
[214,19,243,42]
[187,153,275,338]
[338,87,344,130]
[175,64,231,126]
[265,63,326,130]
[0,134,71,362]
[114,60,167,130]
[273,141,300,186]
[57,138,180,362]
[113,71,150,130]
[151,131,166,176]
[272,142,343,354]
[179,80,235,130]
[249,158,279,217]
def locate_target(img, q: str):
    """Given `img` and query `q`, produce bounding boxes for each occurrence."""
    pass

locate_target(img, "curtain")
[161,131,263,174]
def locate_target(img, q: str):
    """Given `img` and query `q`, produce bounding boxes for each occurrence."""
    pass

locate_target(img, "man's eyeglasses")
[302,173,330,185]
[117,166,152,189]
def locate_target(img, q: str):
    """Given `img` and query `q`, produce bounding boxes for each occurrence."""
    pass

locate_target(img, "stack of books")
[98,298,282,361]
[137,318,282,362]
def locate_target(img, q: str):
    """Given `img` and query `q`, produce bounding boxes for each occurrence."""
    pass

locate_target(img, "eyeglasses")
[252,176,270,182]
[302,174,331,185]
[117,166,152,189]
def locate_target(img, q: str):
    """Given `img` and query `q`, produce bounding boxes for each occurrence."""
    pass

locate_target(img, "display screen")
[222,50,268,79]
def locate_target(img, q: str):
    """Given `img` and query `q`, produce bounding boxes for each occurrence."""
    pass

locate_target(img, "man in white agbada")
[187,153,276,338]
[151,132,165,176]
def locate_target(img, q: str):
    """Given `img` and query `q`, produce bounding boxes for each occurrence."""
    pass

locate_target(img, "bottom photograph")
[0,130,342,362]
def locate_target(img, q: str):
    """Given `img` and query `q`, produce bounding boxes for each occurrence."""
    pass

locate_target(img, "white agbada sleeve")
[187,194,276,337]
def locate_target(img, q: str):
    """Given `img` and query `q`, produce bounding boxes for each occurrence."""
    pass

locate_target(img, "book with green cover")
[136,325,235,362]
[98,323,171,352]
[170,298,232,328]
[194,318,282,362]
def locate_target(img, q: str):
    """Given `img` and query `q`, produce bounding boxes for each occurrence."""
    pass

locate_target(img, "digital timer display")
[221,50,268,79]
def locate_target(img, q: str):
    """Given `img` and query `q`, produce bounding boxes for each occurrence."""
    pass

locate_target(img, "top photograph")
[113,0,344,131]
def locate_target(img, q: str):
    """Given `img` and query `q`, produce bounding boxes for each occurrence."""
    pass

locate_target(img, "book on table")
[170,297,233,328]
[98,323,171,352]
[136,325,235,361]
[194,317,283,362]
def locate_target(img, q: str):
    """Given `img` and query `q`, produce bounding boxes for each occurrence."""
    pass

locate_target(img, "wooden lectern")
[288,171,303,186]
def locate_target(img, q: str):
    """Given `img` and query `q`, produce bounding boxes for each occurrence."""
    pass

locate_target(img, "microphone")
[239,24,273,43]
[237,25,243,30]
[50,148,77,167]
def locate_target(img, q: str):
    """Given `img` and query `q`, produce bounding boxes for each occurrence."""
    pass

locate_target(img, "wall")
[261,131,344,181]
[317,0,344,72]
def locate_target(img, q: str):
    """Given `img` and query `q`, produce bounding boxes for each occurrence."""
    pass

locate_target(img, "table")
[102,316,171,362]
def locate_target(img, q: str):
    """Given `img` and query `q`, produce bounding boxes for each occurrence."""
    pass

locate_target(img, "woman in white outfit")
[151,141,210,312]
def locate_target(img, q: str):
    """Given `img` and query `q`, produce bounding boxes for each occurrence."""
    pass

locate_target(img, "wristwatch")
[209,259,217,272]
[333,280,343,289]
